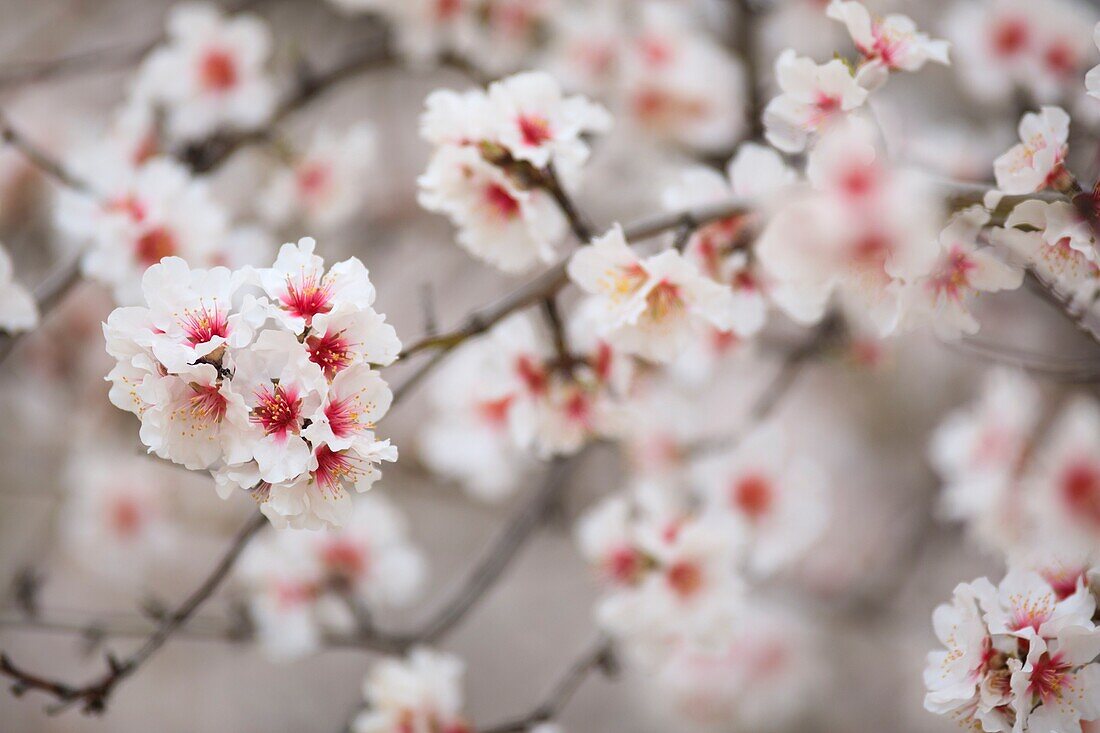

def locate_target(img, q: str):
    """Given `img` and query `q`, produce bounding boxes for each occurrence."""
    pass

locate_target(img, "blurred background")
[3,0,1100,731]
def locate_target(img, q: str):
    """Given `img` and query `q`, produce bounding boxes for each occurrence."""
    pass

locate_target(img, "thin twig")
[479,636,615,733]
[0,513,265,714]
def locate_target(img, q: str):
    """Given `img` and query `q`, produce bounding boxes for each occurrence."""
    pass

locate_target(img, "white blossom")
[354,647,472,733]
[763,49,868,153]
[993,106,1070,195]
[0,243,37,334]
[826,0,949,89]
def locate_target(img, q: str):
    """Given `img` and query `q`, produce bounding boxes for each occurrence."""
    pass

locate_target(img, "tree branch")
[479,636,615,733]
[0,512,266,714]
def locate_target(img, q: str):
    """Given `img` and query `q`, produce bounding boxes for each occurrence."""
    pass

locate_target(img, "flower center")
[928,246,977,301]
[605,546,645,586]
[732,473,773,521]
[109,496,143,539]
[991,17,1029,58]
[135,226,178,267]
[1060,459,1100,527]
[515,355,548,395]
[1044,41,1077,76]
[320,538,368,582]
[281,272,333,323]
[1008,593,1054,633]
[323,394,368,440]
[1028,652,1071,705]
[178,303,229,347]
[307,329,353,379]
[477,395,514,427]
[312,445,363,495]
[188,383,228,424]
[251,384,303,439]
[517,114,552,147]
[666,560,704,599]
[484,183,521,220]
[199,48,238,92]
[644,280,683,322]
[296,162,332,200]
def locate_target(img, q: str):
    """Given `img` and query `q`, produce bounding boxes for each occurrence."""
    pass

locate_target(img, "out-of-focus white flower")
[1025,397,1100,551]
[567,224,737,363]
[56,157,234,305]
[946,0,1097,105]
[620,3,747,153]
[993,106,1070,194]
[757,118,940,336]
[0,243,37,334]
[354,647,472,733]
[826,0,949,89]
[103,238,400,529]
[260,124,377,232]
[62,450,177,584]
[691,422,828,576]
[645,602,823,733]
[540,3,622,96]
[1087,23,1100,101]
[763,49,868,153]
[902,207,1023,338]
[929,368,1041,553]
[238,494,426,659]
[662,142,797,341]
[133,1,277,141]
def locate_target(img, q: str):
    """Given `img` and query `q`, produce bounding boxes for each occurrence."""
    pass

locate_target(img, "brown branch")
[479,636,615,733]
[734,0,765,140]
[0,513,266,714]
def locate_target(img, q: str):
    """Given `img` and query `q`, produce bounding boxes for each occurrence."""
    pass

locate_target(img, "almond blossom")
[993,106,1070,194]
[826,0,949,89]
[132,2,277,141]
[690,422,829,577]
[237,494,426,658]
[103,238,400,529]
[418,72,609,273]
[661,143,797,341]
[902,207,1023,339]
[567,224,737,363]
[762,49,868,154]
[354,647,472,733]
[0,242,37,334]
[1087,22,1100,102]
[259,124,377,232]
[929,368,1041,553]
[925,568,1100,733]
[56,157,235,305]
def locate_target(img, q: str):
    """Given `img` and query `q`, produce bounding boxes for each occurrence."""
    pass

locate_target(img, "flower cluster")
[133,2,277,141]
[925,565,1100,733]
[947,0,1097,107]
[575,420,829,660]
[418,71,611,273]
[826,0,950,89]
[0,243,37,335]
[354,647,472,733]
[758,119,1022,338]
[237,493,425,658]
[929,369,1100,559]
[419,311,632,497]
[104,237,401,529]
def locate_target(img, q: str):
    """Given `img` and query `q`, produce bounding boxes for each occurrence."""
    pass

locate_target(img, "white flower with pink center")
[303,364,393,452]
[763,49,868,153]
[260,124,377,232]
[0,243,37,335]
[567,224,738,363]
[994,106,1070,194]
[418,326,534,502]
[903,207,1023,338]
[662,142,797,340]
[255,237,383,335]
[576,495,651,589]
[923,578,1006,724]
[61,450,178,585]
[354,647,472,733]
[419,144,567,273]
[929,368,1041,553]
[238,493,426,658]
[982,568,1095,639]
[757,119,941,335]
[1025,397,1100,549]
[57,157,233,305]
[619,2,747,153]
[691,422,828,576]
[826,0,949,89]
[1010,631,1100,733]
[133,1,277,141]
[486,71,611,175]
[306,304,401,380]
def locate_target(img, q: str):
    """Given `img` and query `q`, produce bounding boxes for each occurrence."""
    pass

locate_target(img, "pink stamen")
[179,303,229,347]
[281,272,333,324]
[199,48,238,92]
[250,384,303,440]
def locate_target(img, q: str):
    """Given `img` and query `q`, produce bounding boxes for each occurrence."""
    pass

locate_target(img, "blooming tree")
[2,1,1100,731]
